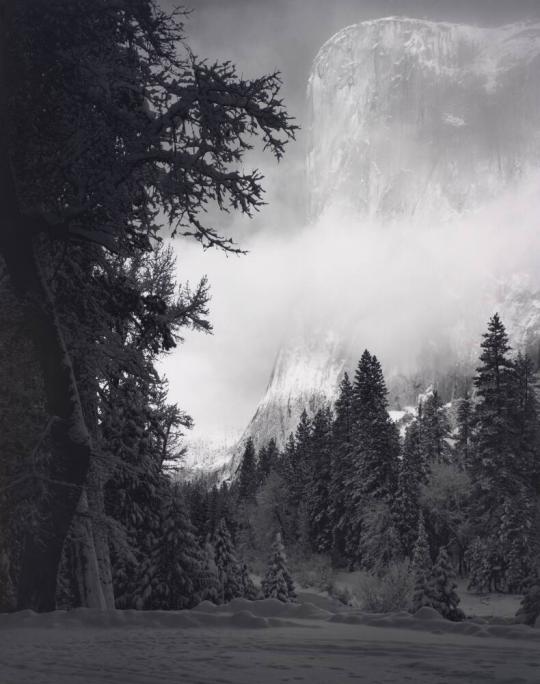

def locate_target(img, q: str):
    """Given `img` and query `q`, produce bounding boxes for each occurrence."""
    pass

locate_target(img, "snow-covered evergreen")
[306,407,333,553]
[262,532,296,602]
[393,422,424,558]
[516,573,540,626]
[213,519,243,603]
[429,547,464,621]
[238,438,258,503]
[134,490,211,610]
[466,537,492,593]
[411,513,433,613]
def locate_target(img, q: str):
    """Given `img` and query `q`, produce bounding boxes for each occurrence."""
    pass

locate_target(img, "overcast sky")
[160,0,540,442]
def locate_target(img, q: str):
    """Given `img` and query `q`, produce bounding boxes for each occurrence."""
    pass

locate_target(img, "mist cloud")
[161,169,540,439]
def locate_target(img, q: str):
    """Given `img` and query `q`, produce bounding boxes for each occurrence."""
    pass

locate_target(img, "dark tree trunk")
[0,234,92,613]
[0,2,92,611]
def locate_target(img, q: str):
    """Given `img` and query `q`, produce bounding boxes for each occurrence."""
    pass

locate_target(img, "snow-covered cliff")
[242,331,347,449]
[307,18,540,219]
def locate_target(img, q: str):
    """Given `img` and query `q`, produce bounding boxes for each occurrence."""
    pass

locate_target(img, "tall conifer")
[429,547,464,621]
[393,422,425,557]
[329,372,354,563]
[213,519,243,603]
[411,513,433,612]
[307,407,333,553]
[471,313,517,509]
[238,438,258,503]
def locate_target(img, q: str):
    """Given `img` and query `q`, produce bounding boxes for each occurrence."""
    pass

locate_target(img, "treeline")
[206,313,540,598]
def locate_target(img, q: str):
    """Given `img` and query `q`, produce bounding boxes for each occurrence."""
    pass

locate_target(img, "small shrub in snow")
[516,575,540,626]
[290,553,332,591]
[240,563,260,600]
[327,582,357,607]
[357,561,414,613]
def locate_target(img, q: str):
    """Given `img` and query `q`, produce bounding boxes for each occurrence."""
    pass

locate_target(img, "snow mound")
[226,597,255,612]
[413,606,444,620]
[330,608,540,640]
[2,601,539,641]
[191,600,217,613]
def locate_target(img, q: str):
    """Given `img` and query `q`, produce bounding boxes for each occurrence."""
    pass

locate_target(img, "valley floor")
[0,597,538,684]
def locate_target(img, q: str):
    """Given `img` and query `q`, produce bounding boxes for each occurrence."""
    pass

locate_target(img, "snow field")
[1,596,539,684]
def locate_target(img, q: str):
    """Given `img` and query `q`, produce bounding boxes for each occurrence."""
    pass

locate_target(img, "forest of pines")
[178,314,540,621]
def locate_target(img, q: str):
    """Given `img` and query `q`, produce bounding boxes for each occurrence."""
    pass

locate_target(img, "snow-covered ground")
[1,596,538,684]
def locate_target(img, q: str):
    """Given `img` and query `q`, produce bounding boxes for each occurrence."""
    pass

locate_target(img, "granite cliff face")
[307,18,540,220]
[241,332,347,451]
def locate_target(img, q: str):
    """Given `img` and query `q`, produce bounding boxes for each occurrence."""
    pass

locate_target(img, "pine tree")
[280,411,312,544]
[201,541,220,604]
[307,407,333,553]
[465,537,492,593]
[456,392,473,468]
[278,433,299,545]
[498,494,534,592]
[514,353,540,488]
[468,316,538,593]
[329,372,354,564]
[333,372,355,443]
[429,547,464,621]
[470,314,518,512]
[134,489,211,610]
[393,422,424,557]
[419,390,451,465]
[359,501,401,571]
[344,352,399,567]
[187,481,210,542]
[261,532,296,603]
[352,352,400,501]
[258,438,279,485]
[294,409,313,491]
[218,482,236,533]
[206,485,220,539]
[238,438,258,503]
[411,513,433,612]
[213,518,243,603]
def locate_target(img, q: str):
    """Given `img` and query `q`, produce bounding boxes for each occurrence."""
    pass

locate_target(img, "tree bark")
[75,351,116,610]
[1,1,92,611]
[12,262,93,610]
[71,488,107,610]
